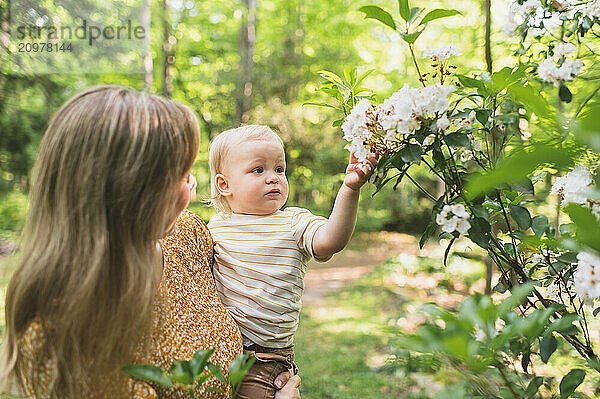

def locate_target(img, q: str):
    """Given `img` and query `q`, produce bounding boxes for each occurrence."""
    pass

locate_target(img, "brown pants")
[234,344,297,399]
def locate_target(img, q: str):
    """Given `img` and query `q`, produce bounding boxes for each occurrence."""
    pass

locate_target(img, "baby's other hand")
[343,152,378,191]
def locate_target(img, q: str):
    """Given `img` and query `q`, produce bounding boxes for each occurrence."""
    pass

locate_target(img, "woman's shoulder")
[170,210,212,243]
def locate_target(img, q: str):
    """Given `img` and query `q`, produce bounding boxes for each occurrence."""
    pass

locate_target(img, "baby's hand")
[343,152,378,191]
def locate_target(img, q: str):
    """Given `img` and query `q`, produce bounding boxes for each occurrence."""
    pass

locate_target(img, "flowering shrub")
[121,349,254,398]
[309,0,600,395]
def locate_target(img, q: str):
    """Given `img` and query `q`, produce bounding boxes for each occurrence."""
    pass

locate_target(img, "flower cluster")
[341,83,457,161]
[378,83,456,138]
[341,99,375,161]
[537,53,583,86]
[436,203,471,234]
[574,251,600,300]
[550,165,593,207]
[340,44,461,161]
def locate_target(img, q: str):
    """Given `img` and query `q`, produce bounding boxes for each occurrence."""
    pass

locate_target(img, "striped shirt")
[208,207,327,348]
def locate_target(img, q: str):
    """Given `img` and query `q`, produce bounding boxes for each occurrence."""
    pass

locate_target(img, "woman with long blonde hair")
[0,85,200,397]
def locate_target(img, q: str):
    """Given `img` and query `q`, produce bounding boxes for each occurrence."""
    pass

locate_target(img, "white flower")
[436,114,450,131]
[574,251,600,300]
[377,83,456,139]
[583,0,600,19]
[453,110,477,129]
[537,57,584,86]
[472,140,483,152]
[342,99,374,161]
[553,42,577,59]
[436,204,471,234]
[460,149,474,162]
[423,134,436,146]
[422,44,462,62]
[550,165,593,207]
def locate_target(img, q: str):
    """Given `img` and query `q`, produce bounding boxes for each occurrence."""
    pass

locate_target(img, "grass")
[294,245,488,398]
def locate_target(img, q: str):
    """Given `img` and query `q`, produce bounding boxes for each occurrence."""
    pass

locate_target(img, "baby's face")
[223,138,288,215]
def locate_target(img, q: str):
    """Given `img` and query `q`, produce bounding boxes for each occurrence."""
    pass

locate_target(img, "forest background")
[0,0,514,238]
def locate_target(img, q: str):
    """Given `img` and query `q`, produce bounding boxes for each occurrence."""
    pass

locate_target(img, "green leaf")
[497,283,534,317]
[399,143,423,163]
[208,363,226,384]
[121,364,174,389]
[398,0,411,22]
[508,83,556,126]
[419,221,437,249]
[493,280,507,293]
[418,8,462,26]
[544,313,579,336]
[558,252,578,264]
[525,376,544,398]
[357,6,397,30]
[444,132,471,148]
[466,144,573,198]
[457,75,485,91]
[332,118,344,127]
[170,360,193,386]
[509,179,534,194]
[560,369,586,398]
[190,348,215,377]
[559,84,573,103]
[467,217,491,249]
[302,101,336,109]
[408,7,424,23]
[475,110,489,126]
[509,204,532,230]
[531,215,549,237]
[317,70,346,89]
[228,353,256,389]
[399,29,424,44]
[540,334,557,363]
[575,103,600,152]
[563,204,600,253]
[355,69,375,87]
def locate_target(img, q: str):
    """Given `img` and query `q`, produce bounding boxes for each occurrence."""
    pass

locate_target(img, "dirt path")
[302,231,419,305]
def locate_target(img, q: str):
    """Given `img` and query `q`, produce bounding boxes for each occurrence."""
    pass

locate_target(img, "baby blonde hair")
[208,125,284,214]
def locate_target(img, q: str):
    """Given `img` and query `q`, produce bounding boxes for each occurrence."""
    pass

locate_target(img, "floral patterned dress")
[18,209,243,398]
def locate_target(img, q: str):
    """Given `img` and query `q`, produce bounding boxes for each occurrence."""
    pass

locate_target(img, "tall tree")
[483,0,493,73]
[235,0,257,124]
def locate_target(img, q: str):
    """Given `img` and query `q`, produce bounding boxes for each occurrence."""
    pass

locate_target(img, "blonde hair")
[0,85,199,398]
[208,125,284,214]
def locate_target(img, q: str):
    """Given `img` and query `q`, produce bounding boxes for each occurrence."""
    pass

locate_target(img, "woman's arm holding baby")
[312,152,378,259]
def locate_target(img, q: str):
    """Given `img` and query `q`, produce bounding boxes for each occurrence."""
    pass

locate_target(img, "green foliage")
[0,191,28,233]
[122,348,254,399]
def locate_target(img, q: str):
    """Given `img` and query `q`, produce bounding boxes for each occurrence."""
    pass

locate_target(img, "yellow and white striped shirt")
[208,207,327,348]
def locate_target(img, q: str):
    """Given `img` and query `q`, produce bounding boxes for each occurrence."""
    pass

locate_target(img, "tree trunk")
[161,0,173,98]
[235,0,257,125]
[483,0,493,73]
[483,0,493,293]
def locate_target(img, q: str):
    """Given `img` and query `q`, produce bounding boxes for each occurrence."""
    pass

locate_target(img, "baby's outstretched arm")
[312,152,378,259]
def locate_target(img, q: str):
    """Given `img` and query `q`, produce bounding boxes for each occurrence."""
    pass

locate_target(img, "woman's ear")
[215,174,232,197]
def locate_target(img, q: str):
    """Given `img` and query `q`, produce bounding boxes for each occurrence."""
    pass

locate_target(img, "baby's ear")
[215,174,232,197]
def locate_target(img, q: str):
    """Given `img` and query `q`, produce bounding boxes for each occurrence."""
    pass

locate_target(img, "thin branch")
[405,173,437,201]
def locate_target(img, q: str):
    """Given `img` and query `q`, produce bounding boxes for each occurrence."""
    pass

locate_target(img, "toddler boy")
[207,125,376,398]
